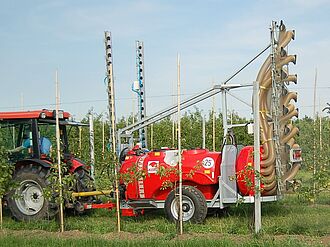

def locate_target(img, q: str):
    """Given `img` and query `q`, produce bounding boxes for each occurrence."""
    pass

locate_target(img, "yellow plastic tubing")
[256,22,301,195]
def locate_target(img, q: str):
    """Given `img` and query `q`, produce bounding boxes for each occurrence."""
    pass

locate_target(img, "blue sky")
[0,0,330,120]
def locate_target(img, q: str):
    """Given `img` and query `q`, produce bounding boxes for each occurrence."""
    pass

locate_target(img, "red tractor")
[0,109,94,221]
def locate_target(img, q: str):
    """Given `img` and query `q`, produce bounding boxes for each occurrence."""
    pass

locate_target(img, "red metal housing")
[120,145,266,204]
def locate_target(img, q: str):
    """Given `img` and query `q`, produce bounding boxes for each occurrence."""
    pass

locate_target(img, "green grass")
[0,237,321,247]
[1,189,329,246]
[0,231,325,247]
[2,194,329,236]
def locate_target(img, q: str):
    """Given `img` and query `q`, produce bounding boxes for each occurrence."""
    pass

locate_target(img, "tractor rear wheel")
[165,186,207,223]
[71,167,96,214]
[73,167,95,193]
[7,164,57,221]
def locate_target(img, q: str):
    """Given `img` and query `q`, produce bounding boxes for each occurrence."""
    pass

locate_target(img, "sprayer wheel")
[165,185,207,223]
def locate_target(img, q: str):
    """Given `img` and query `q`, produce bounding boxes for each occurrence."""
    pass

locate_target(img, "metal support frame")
[270,21,285,193]
[253,81,261,233]
[117,83,253,151]
[217,81,278,216]
[219,89,228,209]
[117,43,271,151]
[202,114,206,149]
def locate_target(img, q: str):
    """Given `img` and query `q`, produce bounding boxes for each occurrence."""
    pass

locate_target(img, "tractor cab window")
[37,122,69,157]
[0,123,19,150]
[38,123,55,157]
[19,124,33,155]
[1,123,34,161]
[5,121,54,160]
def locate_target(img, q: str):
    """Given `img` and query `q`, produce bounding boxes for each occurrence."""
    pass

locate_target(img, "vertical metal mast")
[212,92,216,152]
[202,114,206,149]
[104,31,121,232]
[270,22,283,193]
[253,80,261,233]
[136,41,147,148]
[105,32,116,149]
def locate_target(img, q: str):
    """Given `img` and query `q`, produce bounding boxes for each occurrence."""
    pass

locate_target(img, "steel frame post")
[202,114,206,149]
[219,89,228,209]
[253,81,261,234]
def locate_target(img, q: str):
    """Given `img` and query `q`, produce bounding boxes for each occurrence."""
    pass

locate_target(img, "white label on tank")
[202,157,215,169]
[147,161,159,174]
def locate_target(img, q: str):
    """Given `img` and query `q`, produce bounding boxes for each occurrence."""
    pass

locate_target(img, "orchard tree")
[0,144,14,229]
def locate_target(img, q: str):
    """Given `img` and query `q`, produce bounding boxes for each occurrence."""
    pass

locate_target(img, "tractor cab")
[0,109,93,221]
[0,109,86,162]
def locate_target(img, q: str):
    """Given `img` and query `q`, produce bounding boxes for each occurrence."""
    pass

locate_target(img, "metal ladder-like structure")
[104,31,117,151]
[133,41,147,148]
[270,22,286,193]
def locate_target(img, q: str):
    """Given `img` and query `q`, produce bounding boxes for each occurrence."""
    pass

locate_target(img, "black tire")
[71,167,96,214]
[119,147,129,164]
[73,167,95,194]
[7,164,57,221]
[165,186,207,224]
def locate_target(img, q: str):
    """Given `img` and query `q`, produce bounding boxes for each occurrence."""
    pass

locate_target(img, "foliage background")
[68,108,329,201]
[0,108,329,201]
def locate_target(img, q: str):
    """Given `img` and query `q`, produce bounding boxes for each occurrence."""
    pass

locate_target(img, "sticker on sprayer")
[202,157,215,169]
[147,161,159,174]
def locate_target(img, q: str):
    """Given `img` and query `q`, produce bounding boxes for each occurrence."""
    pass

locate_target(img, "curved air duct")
[256,23,301,195]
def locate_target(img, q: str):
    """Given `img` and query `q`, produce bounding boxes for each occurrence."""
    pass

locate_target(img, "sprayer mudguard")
[120,148,221,201]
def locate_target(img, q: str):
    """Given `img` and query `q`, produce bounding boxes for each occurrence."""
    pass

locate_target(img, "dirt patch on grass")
[101,230,164,241]
[174,232,327,246]
[0,229,164,241]
[0,229,328,246]
[0,229,93,240]
[321,235,330,246]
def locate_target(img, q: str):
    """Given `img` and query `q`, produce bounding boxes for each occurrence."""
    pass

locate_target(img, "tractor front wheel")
[7,164,57,221]
[165,186,207,223]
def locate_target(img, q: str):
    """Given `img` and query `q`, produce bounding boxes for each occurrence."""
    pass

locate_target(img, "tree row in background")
[0,108,329,202]
[79,108,329,201]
